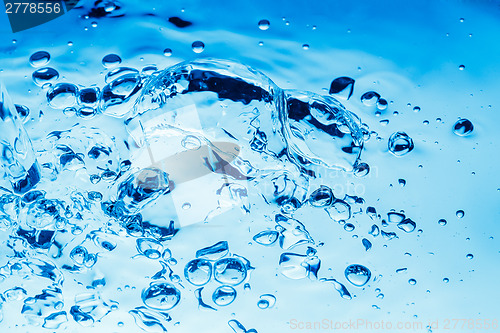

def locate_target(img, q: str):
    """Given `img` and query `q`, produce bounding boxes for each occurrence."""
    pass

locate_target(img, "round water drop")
[47,83,78,109]
[413,106,421,112]
[184,259,212,286]
[15,104,30,122]
[466,253,473,259]
[361,91,380,106]
[456,210,465,218]
[258,19,270,30]
[387,211,405,223]
[182,202,191,210]
[344,223,355,232]
[214,258,247,285]
[377,98,388,110]
[408,278,417,285]
[77,107,97,119]
[142,282,181,310]
[388,131,414,156]
[29,51,51,67]
[443,278,449,283]
[163,48,173,57]
[459,64,465,70]
[212,285,237,306]
[309,186,333,207]
[353,162,369,178]
[91,21,98,28]
[397,218,416,233]
[191,41,205,53]
[453,119,473,136]
[398,179,406,187]
[181,135,201,150]
[345,264,371,287]
[302,44,310,50]
[79,87,100,106]
[32,67,59,87]
[253,230,279,246]
[136,238,163,259]
[102,54,122,68]
[257,294,276,309]
[438,219,447,226]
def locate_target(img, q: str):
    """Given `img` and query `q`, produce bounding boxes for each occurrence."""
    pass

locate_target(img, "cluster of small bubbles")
[408,278,417,285]
[212,285,237,306]
[388,131,414,156]
[163,48,173,57]
[32,67,59,87]
[345,264,371,287]
[453,119,473,136]
[302,44,310,50]
[466,253,474,260]
[102,54,122,68]
[29,51,51,67]
[257,294,276,309]
[258,19,270,30]
[191,41,205,53]
[438,219,447,226]
[456,210,465,218]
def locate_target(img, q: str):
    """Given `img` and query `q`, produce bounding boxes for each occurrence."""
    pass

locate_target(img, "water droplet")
[191,41,205,53]
[459,64,465,70]
[136,238,163,259]
[321,278,352,299]
[302,44,310,50]
[32,67,59,87]
[413,106,421,112]
[456,210,465,218]
[163,48,172,57]
[181,135,201,150]
[354,162,369,177]
[377,98,388,110]
[15,104,30,122]
[29,51,51,67]
[91,21,98,27]
[196,241,229,260]
[309,186,333,207]
[398,218,416,233]
[388,131,414,156]
[102,54,122,68]
[443,278,449,283]
[78,87,100,107]
[258,19,270,30]
[398,179,406,187]
[438,219,447,226]
[453,119,473,136]
[387,211,405,223]
[253,230,279,246]
[47,83,78,109]
[326,199,351,222]
[459,17,465,22]
[369,224,380,237]
[466,253,473,259]
[361,91,381,106]
[329,76,354,99]
[77,107,97,119]
[141,282,181,310]
[214,258,247,285]
[257,294,276,309]
[362,238,372,251]
[344,223,355,232]
[408,278,417,285]
[345,264,371,287]
[212,285,237,306]
[184,259,212,286]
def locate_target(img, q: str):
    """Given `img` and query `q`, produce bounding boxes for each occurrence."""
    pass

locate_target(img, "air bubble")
[184,259,212,286]
[258,19,270,30]
[29,51,51,67]
[214,258,247,285]
[257,294,276,309]
[141,282,181,310]
[191,41,205,53]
